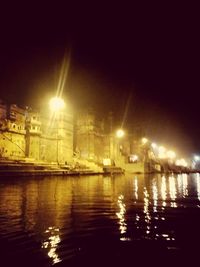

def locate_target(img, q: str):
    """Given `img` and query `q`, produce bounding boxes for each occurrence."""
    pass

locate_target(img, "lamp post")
[49,97,65,165]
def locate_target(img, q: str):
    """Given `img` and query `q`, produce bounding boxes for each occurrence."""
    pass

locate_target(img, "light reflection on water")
[0,173,200,265]
[196,173,200,201]
[116,194,127,237]
[41,226,61,264]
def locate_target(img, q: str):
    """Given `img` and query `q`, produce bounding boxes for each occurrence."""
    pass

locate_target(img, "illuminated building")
[0,101,26,159]
[40,107,73,163]
[0,100,73,164]
[25,110,41,160]
[74,109,105,161]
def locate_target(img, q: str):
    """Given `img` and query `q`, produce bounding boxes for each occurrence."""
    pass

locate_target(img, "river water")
[0,173,200,266]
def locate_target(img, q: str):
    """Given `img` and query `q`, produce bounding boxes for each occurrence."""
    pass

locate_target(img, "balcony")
[30,118,41,125]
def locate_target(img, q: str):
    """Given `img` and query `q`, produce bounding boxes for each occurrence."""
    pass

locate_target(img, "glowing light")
[129,154,138,163]
[152,180,158,212]
[196,173,200,201]
[161,176,167,207]
[49,97,65,112]
[169,176,176,200]
[142,137,148,144]
[177,174,182,194]
[167,150,176,159]
[169,176,177,207]
[116,129,125,138]
[42,226,61,264]
[103,158,111,166]
[143,187,151,235]
[158,146,166,159]
[175,158,188,167]
[116,195,127,235]
[134,177,138,200]
[182,174,188,197]
[194,155,200,161]
[151,143,157,149]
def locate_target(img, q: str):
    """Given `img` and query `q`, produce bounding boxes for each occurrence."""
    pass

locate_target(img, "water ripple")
[0,173,200,266]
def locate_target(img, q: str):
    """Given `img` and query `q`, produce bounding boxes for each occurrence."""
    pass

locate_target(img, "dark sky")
[0,2,200,155]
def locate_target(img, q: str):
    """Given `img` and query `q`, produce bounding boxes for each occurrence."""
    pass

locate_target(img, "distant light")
[116,129,125,138]
[129,154,139,163]
[103,158,112,166]
[49,97,65,112]
[151,143,157,149]
[158,146,166,159]
[175,158,187,167]
[194,155,200,161]
[142,138,148,144]
[167,150,176,159]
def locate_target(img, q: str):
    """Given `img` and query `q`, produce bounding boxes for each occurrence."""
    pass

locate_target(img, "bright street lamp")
[116,129,125,138]
[49,97,65,112]
[142,137,148,145]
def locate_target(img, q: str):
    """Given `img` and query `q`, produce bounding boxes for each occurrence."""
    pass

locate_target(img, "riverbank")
[0,159,198,177]
[0,159,125,177]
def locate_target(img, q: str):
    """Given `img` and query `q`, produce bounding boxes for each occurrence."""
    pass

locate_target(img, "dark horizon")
[0,2,200,156]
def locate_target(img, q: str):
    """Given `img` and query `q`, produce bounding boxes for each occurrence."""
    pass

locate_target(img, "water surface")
[0,173,200,266]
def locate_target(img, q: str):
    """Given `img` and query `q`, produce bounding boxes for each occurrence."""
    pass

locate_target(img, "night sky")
[0,3,200,156]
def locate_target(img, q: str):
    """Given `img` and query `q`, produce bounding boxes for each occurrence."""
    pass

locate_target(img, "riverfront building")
[0,100,74,164]
[74,109,105,162]
[0,102,26,159]
[0,100,148,169]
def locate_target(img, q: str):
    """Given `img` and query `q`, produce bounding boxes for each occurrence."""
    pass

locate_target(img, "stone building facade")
[0,102,26,159]
[74,109,106,162]
[0,100,73,163]
[0,100,147,166]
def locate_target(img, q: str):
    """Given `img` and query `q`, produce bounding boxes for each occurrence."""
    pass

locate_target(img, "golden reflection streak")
[41,226,61,264]
[177,174,182,195]
[143,187,151,235]
[196,173,200,201]
[161,176,167,207]
[152,180,158,212]
[116,195,127,236]
[182,174,188,197]
[169,176,177,208]
[134,177,138,200]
